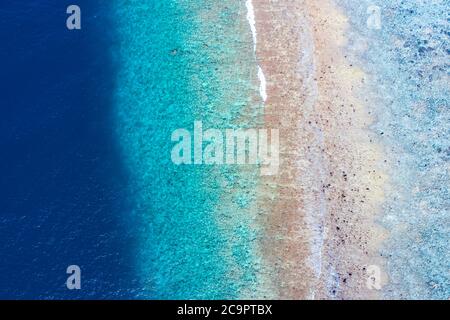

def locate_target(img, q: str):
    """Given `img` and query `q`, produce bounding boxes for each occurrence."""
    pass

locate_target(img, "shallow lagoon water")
[337,0,449,299]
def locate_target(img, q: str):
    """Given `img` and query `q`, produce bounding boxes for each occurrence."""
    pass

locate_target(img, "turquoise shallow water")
[337,0,449,299]
[113,0,265,299]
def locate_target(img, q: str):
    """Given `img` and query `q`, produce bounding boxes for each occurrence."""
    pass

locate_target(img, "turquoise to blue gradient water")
[337,0,449,299]
[113,0,265,299]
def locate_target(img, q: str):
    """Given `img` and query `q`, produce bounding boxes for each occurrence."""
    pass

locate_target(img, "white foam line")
[258,66,268,102]
[246,0,267,103]
[246,0,257,51]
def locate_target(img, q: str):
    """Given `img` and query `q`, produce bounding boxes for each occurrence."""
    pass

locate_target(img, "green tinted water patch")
[114,0,265,298]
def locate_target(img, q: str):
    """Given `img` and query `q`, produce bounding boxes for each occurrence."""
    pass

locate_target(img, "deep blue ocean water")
[0,1,138,298]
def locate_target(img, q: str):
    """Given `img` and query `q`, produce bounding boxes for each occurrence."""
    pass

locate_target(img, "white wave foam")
[246,0,257,52]
[246,0,267,103]
[258,66,267,102]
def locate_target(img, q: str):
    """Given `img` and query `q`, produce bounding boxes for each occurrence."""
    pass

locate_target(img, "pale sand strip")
[253,0,388,299]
